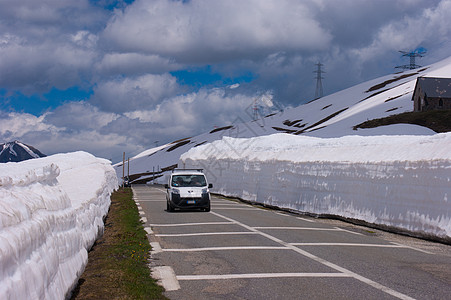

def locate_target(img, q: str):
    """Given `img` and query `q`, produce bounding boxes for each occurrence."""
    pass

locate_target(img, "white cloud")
[0,112,60,138]
[90,74,181,113]
[102,0,332,62]
[96,53,180,76]
[0,0,106,92]
[124,87,258,131]
[0,41,97,92]
[44,102,118,129]
[71,30,98,49]
[351,0,451,64]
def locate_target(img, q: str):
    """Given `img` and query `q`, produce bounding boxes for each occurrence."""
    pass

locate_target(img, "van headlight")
[172,188,180,194]
[201,188,209,194]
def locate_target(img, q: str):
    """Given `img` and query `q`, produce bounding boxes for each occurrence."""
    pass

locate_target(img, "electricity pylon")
[314,62,325,99]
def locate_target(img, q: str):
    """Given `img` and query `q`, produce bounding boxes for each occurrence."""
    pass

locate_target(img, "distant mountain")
[0,141,46,163]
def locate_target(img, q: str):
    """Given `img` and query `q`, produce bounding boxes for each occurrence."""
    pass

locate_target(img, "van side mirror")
[208,183,213,188]
[164,184,169,189]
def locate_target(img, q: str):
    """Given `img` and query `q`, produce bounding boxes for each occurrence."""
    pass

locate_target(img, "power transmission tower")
[252,98,259,121]
[314,62,325,99]
[395,49,426,70]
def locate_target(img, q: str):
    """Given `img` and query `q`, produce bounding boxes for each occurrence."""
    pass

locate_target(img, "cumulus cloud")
[96,53,181,76]
[124,87,257,128]
[351,1,451,61]
[43,102,118,129]
[0,112,61,140]
[0,41,98,92]
[343,0,451,79]
[102,0,332,63]
[90,74,182,113]
[0,0,106,93]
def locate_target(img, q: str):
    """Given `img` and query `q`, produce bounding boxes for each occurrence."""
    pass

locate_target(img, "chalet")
[412,77,451,112]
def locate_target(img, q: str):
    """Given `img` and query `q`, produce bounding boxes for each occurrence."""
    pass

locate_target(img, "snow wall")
[181,133,451,241]
[0,151,118,299]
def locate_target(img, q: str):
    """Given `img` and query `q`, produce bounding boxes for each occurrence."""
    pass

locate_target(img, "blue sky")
[1,0,451,162]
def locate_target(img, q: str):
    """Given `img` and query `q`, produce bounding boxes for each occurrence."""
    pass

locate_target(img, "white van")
[164,169,212,212]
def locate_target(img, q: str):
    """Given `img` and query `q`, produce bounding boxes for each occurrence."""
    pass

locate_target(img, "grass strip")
[71,187,167,299]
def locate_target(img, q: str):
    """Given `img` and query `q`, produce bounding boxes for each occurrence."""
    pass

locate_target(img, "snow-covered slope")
[0,141,46,163]
[115,56,451,183]
[0,152,118,299]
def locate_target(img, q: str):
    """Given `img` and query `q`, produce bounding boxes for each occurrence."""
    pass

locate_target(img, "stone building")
[412,77,451,111]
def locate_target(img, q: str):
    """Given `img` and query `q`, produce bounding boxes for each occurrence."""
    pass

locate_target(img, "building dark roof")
[416,77,451,98]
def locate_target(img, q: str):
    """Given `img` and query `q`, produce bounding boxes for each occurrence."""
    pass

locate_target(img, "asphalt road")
[133,185,451,300]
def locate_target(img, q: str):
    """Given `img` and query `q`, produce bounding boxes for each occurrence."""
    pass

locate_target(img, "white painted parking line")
[213,207,257,210]
[156,232,258,237]
[144,227,153,234]
[296,217,316,223]
[275,212,290,217]
[253,226,341,231]
[177,272,352,280]
[162,246,289,252]
[140,217,147,223]
[334,227,364,236]
[290,243,408,248]
[389,241,433,255]
[149,222,234,227]
[151,266,180,291]
[134,199,166,202]
[139,211,146,215]
[209,202,244,205]
[211,211,415,300]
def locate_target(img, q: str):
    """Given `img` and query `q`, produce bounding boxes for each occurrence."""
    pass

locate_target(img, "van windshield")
[171,175,207,187]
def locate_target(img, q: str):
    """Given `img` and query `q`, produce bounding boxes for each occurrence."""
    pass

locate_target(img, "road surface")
[133,185,451,300]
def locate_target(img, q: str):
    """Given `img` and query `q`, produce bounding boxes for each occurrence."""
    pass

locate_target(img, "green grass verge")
[71,187,167,300]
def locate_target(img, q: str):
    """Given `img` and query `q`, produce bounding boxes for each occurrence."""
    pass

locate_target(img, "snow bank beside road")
[0,152,118,299]
[181,133,451,240]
